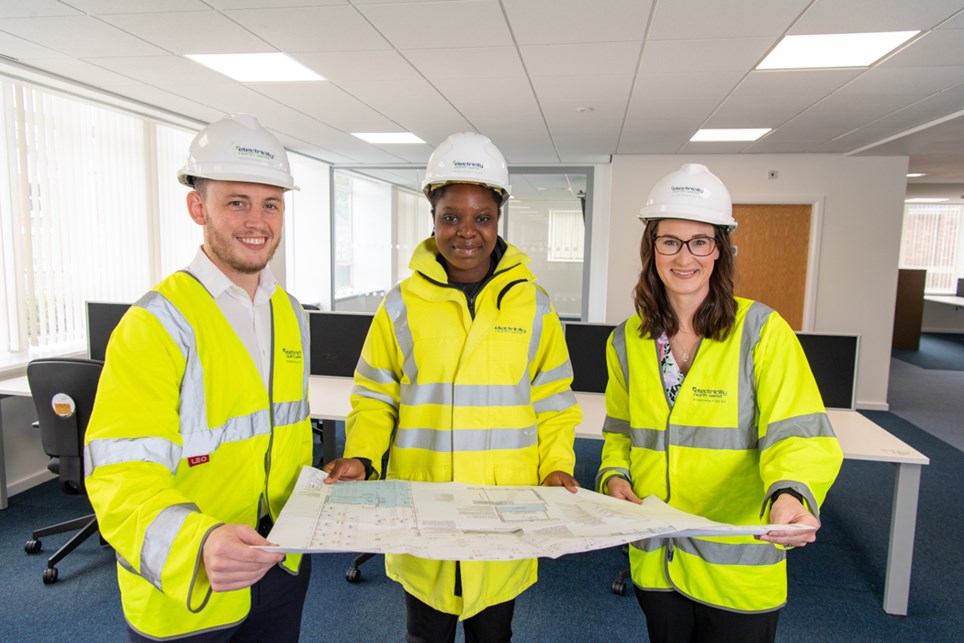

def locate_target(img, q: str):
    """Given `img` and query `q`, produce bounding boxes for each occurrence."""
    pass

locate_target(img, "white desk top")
[2,373,928,466]
[924,295,964,307]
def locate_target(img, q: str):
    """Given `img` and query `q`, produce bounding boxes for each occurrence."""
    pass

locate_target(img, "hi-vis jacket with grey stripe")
[344,237,580,619]
[597,298,842,613]
[83,271,312,640]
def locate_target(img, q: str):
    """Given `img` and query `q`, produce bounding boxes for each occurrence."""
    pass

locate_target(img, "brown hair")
[632,220,737,341]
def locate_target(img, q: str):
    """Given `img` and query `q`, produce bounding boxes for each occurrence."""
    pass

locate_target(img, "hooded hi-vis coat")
[345,238,580,619]
[597,298,842,613]
[84,271,312,639]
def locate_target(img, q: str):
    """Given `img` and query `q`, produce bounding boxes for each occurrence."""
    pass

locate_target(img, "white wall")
[605,154,909,409]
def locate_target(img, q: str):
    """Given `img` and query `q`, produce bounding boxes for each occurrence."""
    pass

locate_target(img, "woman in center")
[324,132,580,643]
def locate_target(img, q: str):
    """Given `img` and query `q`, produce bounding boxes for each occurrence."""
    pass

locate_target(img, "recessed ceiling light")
[352,132,426,144]
[690,128,771,142]
[757,31,919,70]
[906,173,926,178]
[186,53,324,82]
[905,197,948,203]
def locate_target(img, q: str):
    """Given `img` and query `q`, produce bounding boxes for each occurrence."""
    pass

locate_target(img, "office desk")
[0,375,31,510]
[573,392,929,616]
[924,294,964,309]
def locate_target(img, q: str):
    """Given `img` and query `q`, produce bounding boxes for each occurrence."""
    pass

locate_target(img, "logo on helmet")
[453,160,484,171]
[670,185,704,197]
[235,145,275,161]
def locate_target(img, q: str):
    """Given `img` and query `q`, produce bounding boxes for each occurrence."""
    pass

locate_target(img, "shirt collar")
[188,247,278,305]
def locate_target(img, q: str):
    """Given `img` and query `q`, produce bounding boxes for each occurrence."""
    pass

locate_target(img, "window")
[899,204,964,293]
[284,152,331,309]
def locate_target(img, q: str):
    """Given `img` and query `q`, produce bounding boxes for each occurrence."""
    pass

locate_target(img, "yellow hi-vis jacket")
[84,271,312,639]
[344,238,580,619]
[597,298,842,613]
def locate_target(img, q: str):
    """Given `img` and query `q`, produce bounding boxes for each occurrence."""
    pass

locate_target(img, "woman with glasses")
[597,163,843,642]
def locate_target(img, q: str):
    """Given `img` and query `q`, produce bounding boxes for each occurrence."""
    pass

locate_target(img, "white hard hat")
[422,132,510,205]
[177,114,299,191]
[639,163,736,231]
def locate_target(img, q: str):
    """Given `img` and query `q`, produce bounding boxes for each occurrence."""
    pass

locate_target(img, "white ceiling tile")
[97,82,223,122]
[100,11,274,55]
[68,0,208,13]
[639,38,774,73]
[649,0,809,40]
[840,66,964,99]
[84,55,241,87]
[403,47,525,81]
[531,74,633,104]
[791,0,964,33]
[0,30,70,60]
[15,57,156,90]
[246,82,401,132]
[0,1,80,18]
[678,140,755,154]
[466,118,558,163]
[616,129,691,154]
[744,139,828,153]
[207,0,346,8]
[333,77,473,137]
[432,76,542,122]
[940,10,964,29]
[0,16,168,57]
[293,50,423,83]
[881,29,964,67]
[630,70,745,100]
[225,6,392,52]
[357,0,512,49]
[504,0,652,45]
[520,42,640,77]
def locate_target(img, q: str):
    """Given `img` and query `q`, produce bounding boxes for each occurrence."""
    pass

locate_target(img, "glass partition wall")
[329,166,592,320]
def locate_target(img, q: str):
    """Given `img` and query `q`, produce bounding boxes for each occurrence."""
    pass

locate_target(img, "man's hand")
[202,524,284,592]
[757,493,820,548]
[541,470,580,493]
[605,477,642,504]
[321,457,367,483]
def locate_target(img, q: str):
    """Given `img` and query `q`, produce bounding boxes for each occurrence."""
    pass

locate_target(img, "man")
[84,114,313,641]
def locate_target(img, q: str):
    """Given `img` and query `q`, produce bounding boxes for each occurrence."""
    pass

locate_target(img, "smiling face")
[653,218,720,303]
[431,183,501,283]
[187,179,284,293]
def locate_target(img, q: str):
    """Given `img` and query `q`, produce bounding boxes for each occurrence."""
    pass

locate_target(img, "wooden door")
[731,204,811,329]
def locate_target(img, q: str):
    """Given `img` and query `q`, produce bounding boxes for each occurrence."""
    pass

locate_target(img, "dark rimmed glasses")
[653,235,718,257]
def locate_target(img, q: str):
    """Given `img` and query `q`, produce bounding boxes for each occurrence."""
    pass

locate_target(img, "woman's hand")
[757,493,820,547]
[541,470,580,493]
[321,457,367,483]
[605,477,642,504]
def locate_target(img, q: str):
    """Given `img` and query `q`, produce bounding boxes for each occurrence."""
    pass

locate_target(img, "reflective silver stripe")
[352,383,399,408]
[612,321,630,387]
[670,424,757,450]
[602,416,631,436]
[533,390,577,413]
[394,425,537,452]
[763,480,820,519]
[141,503,200,590]
[740,302,773,431]
[401,382,528,408]
[274,400,309,427]
[760,413,835,451]
[629,426,666,451]
[136,291,208,438]
[286,291,311,401]
[523,289,550,385]
[181,409,271,459]
[595,466,631,491]
[356,357,396,385]
[384,286,418,383]
[85,436,182,477]
[633,537,785,566]
[531,360,573,387]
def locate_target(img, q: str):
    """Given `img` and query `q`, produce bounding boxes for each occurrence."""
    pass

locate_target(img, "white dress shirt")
[187,248,276,388]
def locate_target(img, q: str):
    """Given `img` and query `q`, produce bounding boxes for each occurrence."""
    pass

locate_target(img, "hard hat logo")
[670,185,705,197]
[453,160,485,171]
[177,114,299,191]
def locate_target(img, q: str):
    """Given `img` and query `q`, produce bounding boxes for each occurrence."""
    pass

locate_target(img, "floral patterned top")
[656,331,686,408]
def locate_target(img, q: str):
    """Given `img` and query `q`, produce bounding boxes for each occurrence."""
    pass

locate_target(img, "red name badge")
[188,455,210,467]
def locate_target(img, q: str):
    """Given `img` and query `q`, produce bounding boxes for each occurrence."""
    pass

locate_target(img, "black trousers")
[405,591,515,643]
[127,556,311,643]
[634,587,780,643]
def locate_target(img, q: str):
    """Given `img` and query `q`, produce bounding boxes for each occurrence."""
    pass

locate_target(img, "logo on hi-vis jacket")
[691,387,728,404]
[282,347,303,364]
[494,325,526,336]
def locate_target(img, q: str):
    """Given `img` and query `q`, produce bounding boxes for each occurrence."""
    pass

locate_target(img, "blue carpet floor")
[893,332,964,370]
[2,422,960,642]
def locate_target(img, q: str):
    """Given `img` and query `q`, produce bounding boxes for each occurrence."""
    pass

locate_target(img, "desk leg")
[883,462,922,616]
[0,394,8,510]
[321,419,337,467]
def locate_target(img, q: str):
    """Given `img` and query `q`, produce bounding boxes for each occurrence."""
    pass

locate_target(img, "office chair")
[23,358,105,584]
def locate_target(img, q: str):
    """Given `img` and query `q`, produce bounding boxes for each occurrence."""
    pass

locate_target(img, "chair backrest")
[26,358,104,495]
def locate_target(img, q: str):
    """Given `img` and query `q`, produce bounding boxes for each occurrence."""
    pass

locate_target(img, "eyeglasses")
[653,235,718,257]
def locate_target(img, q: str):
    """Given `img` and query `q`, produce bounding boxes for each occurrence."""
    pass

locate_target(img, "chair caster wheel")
[43,567,59,584]
[612,579,627,596]
[345,567,362,583]
[25,539,42,554]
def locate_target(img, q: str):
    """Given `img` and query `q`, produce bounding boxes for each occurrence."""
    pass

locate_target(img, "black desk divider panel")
[563,322,616,394]
[795,332,859,410]
[564,321,859,410]
[86,302,131,362]
[308,311,374,377]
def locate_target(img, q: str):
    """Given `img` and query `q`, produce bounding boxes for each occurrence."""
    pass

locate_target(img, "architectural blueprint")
[261,466,811,560]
